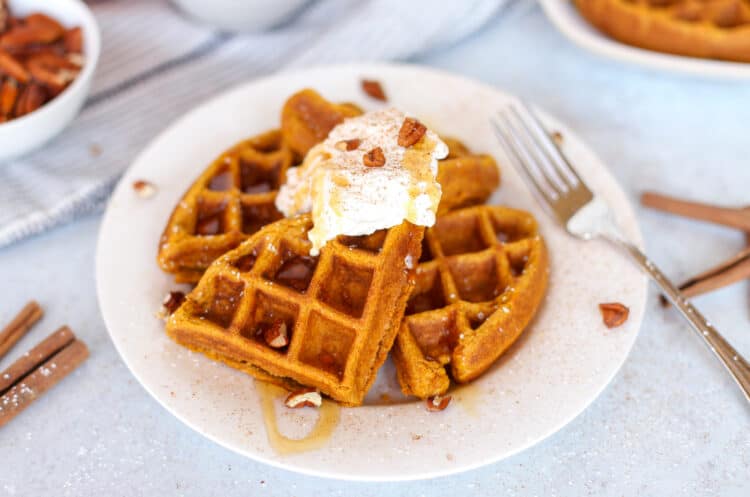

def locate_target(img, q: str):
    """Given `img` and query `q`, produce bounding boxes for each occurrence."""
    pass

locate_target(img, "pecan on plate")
[361,79,387,101]
[599,302,629,329]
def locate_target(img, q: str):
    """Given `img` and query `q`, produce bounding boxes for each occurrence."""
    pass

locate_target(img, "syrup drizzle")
[255,381,340,455]
[453,382,481,418]
[274,255,317,292]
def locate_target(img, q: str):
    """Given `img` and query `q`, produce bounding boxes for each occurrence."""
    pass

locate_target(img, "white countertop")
[1,3,749,496]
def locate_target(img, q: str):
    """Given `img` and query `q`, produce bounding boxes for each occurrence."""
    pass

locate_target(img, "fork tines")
[491,102,594,222]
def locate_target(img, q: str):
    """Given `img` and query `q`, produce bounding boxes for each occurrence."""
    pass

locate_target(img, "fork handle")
[611,237,750,403]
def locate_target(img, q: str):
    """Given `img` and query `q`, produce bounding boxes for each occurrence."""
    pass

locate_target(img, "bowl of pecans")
[0,0,100,162]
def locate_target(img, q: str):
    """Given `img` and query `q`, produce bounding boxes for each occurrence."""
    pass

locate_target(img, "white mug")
[171,0,309,32]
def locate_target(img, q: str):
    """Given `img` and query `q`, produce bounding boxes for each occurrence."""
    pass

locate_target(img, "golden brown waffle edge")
[575,0,750,63]
[166,214,424,406]
[392,205,549,399]
[157,129,294,282]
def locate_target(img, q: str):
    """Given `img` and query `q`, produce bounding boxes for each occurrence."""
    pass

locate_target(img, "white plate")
[539,0,750,80]
[96,63,648,481]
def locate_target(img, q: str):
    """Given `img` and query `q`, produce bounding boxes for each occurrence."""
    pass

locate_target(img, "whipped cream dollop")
[276,108,448,255]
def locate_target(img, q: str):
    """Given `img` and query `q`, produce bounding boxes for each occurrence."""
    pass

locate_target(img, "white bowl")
[172,0,309,32]
[0,0,100,163]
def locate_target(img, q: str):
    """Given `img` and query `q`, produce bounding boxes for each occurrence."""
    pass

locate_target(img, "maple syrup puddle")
[256,381,340,455]
[452,381,482,417]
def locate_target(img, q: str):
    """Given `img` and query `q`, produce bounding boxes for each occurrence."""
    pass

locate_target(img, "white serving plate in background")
[539,0,750,80]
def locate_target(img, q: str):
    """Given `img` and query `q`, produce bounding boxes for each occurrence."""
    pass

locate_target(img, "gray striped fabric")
[0,0,506,247]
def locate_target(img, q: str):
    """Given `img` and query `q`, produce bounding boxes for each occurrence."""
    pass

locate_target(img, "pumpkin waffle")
[165,214,424,406]
[392,205,548,399]
[157,130,295,284]
[437,137,500,214]
[158,89,360,284]
[281,88,363,158]
[157,133,499,284]
[575,0,750,63]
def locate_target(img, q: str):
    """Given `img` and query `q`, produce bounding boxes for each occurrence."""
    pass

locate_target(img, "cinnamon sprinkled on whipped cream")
[276,108,448,255]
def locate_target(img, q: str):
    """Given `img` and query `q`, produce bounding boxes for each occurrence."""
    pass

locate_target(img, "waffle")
[281,88,363,158]
[437,137,500,214]
[392,205,548,399]
[165,214,424,406]
[575,0,750,63]
[157,130,295,284]
[157,133,498,284]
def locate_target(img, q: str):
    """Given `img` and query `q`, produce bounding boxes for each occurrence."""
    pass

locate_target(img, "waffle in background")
[575,0,750,63]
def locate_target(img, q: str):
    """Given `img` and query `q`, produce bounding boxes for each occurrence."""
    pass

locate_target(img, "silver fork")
[491,101,750,403]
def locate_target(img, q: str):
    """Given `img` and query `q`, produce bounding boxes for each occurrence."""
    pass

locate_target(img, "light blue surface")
[1,3,749,495]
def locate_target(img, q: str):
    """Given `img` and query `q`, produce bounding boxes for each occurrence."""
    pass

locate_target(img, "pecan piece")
[0,77,18,116]
[426,394,451,412]
[14,83,46,117]
[599,302,629,328]
[263,320,289,349]
[67,53,85,68]
[27,53,79,90]
[284,388,322,409]
[63,27,82,54]
[334,138,361,151]
[0,14,64,50]
[160,291,186,317]
[361,79,387,101]
[397,117,427,147]
[0,49,29,83]
[0,1,8,33]
[133,179,158,199]
[363,147,386,167]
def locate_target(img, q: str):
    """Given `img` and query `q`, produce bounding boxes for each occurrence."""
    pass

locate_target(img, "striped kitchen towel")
[0,0,507,247]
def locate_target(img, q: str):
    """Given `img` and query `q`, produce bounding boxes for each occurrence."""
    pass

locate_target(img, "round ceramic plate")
[96,63,648,481]
[539,0,750,80]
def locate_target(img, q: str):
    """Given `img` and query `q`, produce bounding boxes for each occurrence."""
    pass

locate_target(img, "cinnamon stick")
[0,300,43,360]
[0,326,88,428]
[641,192,750,232]
[0,325,71,392]
[678,247,750,298]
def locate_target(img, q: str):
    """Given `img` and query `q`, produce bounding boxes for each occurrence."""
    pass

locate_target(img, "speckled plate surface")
[96,63,648,481]
[539,0,750,80]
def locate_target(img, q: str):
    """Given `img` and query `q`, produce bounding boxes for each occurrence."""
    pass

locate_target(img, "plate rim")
[95,61,648,481]
[538,0,750,80]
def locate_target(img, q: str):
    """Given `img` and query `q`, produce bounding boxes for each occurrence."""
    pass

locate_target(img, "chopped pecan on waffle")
[165,215,424,406]
[575,0,750,63]
[392,205,548,399]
